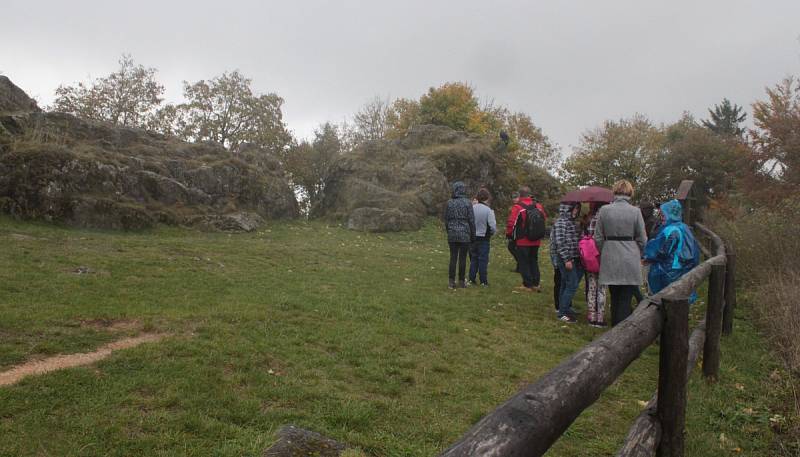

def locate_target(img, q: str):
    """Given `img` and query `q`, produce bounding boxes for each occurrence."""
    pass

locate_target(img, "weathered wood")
[617,321,706,457]
[657,298,690,457]
[722,243,736,336]
[694,223,725,258]
[439,257,716,457]
[438,301,663,457]
[698,242,711,259]
[676,180,696,225]
[702,263,725,380]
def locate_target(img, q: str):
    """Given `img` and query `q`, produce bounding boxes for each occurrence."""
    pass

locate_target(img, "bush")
[711,196,800,370]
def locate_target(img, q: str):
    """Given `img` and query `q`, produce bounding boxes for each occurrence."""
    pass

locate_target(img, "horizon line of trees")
[48,54,799,211]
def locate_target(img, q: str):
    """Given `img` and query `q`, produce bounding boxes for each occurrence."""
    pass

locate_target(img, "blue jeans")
[557,258,583,318]
[469,238,491,284]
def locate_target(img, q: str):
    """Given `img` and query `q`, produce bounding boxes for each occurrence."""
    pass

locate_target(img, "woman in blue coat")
[643,199,701,301]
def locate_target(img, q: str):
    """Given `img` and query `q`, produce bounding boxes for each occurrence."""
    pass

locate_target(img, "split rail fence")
[438,181,737,457]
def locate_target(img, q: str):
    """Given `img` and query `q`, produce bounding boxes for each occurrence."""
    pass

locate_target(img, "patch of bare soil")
[79,318,140,332]
[0,333,166,386]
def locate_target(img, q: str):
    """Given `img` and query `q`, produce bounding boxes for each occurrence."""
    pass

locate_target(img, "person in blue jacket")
[643,199,701,302]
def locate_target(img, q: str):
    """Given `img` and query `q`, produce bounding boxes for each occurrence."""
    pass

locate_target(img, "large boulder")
[0,78,298,230]
[316,124,519,232]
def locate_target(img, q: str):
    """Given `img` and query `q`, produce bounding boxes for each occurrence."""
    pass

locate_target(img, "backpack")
[579,234,601,273]
[512,203,546,241]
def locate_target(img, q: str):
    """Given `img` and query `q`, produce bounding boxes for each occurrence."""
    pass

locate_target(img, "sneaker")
[458,280,467,288]
[559,315,577,324]
[590,321,607,328]
[467,280,477,287]
[448,280,456,290]
[514,285,534,293]
[480,282,489,287]
[531,285,542,293]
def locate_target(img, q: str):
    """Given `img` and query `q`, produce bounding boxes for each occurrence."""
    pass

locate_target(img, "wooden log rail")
[439,222,734,457]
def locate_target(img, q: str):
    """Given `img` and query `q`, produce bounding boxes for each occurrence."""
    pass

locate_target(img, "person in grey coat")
[444,181,476,289]
[594,180,648,326]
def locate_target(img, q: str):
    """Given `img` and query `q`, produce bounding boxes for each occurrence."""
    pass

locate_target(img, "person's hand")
[565,260,573,271]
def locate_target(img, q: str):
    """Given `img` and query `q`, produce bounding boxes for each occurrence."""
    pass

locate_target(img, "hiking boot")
[559,315,577,324]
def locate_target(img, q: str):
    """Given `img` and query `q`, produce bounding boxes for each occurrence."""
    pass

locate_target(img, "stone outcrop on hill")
[0,76,41,114]
[0,77,297,230]
[315,124,518,232]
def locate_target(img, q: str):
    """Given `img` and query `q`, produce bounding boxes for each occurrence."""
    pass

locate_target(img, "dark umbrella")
[561,186,614,203]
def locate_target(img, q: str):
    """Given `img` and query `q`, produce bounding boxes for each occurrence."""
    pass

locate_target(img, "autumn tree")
[750,76,800,185]
[417,82,499,134]
[384,97,421,139]
[178,70,291,154]
[655,114,746,204]
[52,55,165,128]
[285,122,342,210]
[563,115,665,200]
[702,98,747,137]
[499,110,561,172]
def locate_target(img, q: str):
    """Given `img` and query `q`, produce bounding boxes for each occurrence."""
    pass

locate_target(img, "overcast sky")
[2,0,799,152]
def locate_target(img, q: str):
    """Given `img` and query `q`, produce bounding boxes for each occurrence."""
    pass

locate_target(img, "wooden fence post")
[722,244,736,336]
[703,264,725,380]
[657,298,690,457]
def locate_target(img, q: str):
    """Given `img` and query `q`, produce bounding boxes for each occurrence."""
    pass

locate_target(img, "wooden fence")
[439,183,736,457]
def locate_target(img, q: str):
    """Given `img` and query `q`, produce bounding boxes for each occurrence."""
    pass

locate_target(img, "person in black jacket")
[444,181,476,289]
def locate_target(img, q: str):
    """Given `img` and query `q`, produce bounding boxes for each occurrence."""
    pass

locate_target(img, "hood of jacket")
[558,202,578,219]
[660,199,683,224]
[451,181,467,199]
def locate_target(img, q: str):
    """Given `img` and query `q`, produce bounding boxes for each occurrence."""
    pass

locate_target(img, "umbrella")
[561,186,614,203]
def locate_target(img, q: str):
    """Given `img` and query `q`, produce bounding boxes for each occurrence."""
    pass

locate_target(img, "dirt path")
[0,333,167,386]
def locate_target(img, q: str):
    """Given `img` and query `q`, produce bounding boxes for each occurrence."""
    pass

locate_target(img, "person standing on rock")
[594,180,648,326]
[444,181,476,289]
[468,188,497,287]
[505,186,547,292]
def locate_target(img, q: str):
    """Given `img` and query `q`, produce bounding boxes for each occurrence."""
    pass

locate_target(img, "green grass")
[0,216,789,456]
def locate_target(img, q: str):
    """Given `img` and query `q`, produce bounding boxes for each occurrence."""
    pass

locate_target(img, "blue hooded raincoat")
[643,200,701,301]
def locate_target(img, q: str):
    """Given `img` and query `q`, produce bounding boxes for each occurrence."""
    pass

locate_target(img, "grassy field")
[0,216,790,456]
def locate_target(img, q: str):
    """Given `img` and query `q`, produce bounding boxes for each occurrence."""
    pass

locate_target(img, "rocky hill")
[0,76,298,230]
[315,124,521,231]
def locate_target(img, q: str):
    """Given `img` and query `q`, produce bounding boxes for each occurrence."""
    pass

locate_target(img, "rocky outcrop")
[0,76,41,114]
[316,125,518,232]
[0,78,297,230]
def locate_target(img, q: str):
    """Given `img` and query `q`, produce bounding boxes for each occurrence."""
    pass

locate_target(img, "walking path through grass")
[0,217,788,456]
[0,333,167,386]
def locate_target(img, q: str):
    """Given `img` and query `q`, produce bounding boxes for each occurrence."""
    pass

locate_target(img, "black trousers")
[448,241,470,281]
[515,245,540,287]
[507,239,519,272]
[609,285,636,326]
[553,266,562,310]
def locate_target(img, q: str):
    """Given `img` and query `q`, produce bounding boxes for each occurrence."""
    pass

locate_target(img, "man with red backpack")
[505,186,547,292]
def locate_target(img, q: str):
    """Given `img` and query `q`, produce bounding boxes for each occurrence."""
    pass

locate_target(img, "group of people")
[443,179,701,328]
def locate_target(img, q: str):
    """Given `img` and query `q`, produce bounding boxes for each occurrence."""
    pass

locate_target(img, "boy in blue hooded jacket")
[643,200,701,301]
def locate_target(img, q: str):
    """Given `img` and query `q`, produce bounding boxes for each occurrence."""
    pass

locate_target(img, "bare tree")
[52,55,164,128]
